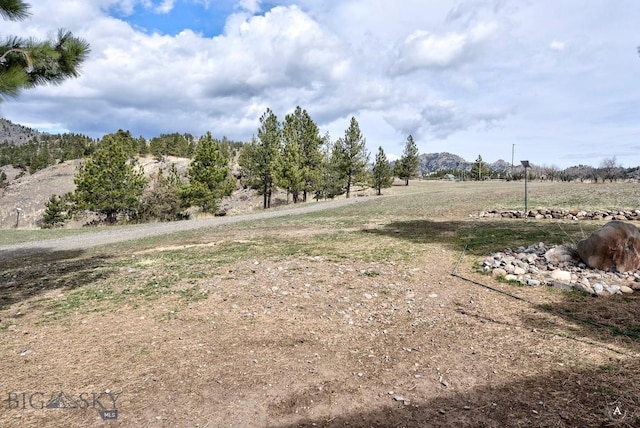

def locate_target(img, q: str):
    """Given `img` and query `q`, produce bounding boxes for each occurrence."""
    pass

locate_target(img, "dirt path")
[0,197,366,259]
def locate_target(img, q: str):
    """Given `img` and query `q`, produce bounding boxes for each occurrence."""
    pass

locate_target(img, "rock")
[620,285,634,294]
[491,268,507,278]
[592,283,604,294]
[504,274,518,282]
[527,279,541,286]
[550,270,572,282]
[551,281,573,291]
[544,246,575,265]
[513,267,527,275]
[605,285,621,295]
[577,221,640,272]
[574,282,594,294]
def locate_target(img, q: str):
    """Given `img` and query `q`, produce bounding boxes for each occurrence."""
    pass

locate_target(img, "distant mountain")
[417,152,517,175]
[0,118,40,145]
[418,152,469,174]
[490,159,513,174]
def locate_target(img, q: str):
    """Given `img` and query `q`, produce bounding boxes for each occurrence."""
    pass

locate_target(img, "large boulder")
[577,221,640,272]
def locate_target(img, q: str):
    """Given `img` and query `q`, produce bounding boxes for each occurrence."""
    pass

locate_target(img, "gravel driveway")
[0,197,365,260]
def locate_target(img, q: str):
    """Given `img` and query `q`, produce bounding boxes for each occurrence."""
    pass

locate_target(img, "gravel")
[0,197,365,260]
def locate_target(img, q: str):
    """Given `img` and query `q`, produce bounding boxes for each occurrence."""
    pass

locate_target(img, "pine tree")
[336,117,369,198]
[314,133,343,200]
[180,132,234,213]
[73,132,147,224]
[238,108,282,209]
[288,107,323,202]
[277,112,305,203]
[395,135,419,185]
[41,193,71,228]
[470,155,490,181]
[372,146,393,195]
[1,1,90,100]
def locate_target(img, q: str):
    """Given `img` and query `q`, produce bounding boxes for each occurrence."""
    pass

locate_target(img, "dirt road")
[0,197,365,260]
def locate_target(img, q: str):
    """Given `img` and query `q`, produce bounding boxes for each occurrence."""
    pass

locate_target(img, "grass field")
[1,180,640,427]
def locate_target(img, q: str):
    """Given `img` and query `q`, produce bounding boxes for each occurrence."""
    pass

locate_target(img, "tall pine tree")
[277,116,304,203]
[238,108,282,209]
[395,135,419,185]
[336,117,369,198]
[289,107,323,202]
[372,146,393,195]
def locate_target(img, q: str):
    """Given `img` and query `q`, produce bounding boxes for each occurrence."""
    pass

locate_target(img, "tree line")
[39,107,421,228]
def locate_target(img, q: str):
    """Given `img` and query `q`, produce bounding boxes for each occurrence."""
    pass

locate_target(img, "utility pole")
[521,161,530,216]
[511,144,514,178]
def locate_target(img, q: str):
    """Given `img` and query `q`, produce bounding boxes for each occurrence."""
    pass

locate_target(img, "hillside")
[0,155,341,229]
[0,118,41,146]
[417,152,512,175]
[0,157,193,229]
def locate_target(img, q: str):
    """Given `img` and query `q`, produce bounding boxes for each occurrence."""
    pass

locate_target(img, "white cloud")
[389,21,497,75]
[549,40,566,51]
[2,1,640,168]
[154,0,175,14]
[236,0,261,14]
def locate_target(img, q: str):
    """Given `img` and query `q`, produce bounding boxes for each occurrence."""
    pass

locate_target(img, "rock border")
[474,209,640,221]
[481,243,639,296]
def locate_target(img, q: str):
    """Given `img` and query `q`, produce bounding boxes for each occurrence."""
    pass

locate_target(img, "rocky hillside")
[0,118,41,145]
[0,156,192,229]
[417,152,513,174]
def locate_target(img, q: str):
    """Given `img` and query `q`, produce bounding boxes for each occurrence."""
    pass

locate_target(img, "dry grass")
[2,180,640,427]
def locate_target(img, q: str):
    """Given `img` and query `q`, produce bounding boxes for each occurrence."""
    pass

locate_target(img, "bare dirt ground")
[1,181,640,427]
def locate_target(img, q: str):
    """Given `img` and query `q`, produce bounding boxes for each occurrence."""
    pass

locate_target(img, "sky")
[1,0,639,168]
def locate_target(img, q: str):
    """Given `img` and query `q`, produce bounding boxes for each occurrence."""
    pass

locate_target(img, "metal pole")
[524,167,528,216]
[511,144,514,177]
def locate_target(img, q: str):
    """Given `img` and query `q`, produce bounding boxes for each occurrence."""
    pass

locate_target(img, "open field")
[2,181,640,427]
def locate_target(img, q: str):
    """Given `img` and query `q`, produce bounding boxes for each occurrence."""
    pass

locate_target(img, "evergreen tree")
[287,106,323,202]
[238,108,282,209]
[0,169,7,188]
[29,142,52,173]
[395,135,419,185]
[471,155,490,181]
[314,133,344,200]
[277,112,305,203]
[336,117,369,198]
[371,146,393,195]
[180,132,234,213]
[136,136,148,157]
[1,1,90,100]
[73,132,147,224]
[41,193,73,228]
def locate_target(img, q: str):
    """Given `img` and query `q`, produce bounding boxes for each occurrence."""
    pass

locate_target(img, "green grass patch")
[178,286,209,303]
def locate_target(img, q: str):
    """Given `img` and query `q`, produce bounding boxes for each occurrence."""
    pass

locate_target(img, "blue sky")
[112,1,230,37]
[1,0,640,168]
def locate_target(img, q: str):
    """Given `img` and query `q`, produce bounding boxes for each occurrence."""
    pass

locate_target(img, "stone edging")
[474,209,640,221]
[481,243,639,296]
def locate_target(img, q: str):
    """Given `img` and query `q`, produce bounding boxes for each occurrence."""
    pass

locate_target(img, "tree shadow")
[0,249,114,311]
[271,360,640,427]
[363,218,595,257]
[366,218,640,350]
[528,290,640,345]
